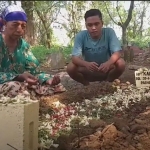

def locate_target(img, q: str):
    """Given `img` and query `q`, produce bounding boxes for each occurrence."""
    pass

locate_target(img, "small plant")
[31,45,72,64]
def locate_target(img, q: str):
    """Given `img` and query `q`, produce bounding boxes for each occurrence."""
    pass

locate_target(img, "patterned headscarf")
[0,15,3,26]
[0,4,27,32]
[1,4,27,22]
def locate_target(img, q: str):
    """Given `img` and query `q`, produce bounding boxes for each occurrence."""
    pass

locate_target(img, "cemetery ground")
[33,46,150,150]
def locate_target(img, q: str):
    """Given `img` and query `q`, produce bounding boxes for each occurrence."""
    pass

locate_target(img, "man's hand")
[46,75,60,86]
[98,61,112,73]
[16,72,38,85]
[85,62,99,72]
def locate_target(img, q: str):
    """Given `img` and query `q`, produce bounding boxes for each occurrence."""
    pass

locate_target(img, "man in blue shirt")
[67,9,125,85]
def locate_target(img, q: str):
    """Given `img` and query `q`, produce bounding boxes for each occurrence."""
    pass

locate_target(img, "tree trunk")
[46,32,51,49]
[21,1,35,45]
[139,3,146,38]
[122,27,127,46]
[105,1,134,47]
[35,8,51,48]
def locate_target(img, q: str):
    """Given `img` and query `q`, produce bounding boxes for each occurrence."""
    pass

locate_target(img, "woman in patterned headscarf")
[0,4,66,96]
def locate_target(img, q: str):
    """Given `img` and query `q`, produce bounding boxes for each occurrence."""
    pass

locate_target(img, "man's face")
[5,21,26,39]
[85,15,103,39]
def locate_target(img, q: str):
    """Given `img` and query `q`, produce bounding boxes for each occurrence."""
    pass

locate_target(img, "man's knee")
[66,62,77,75]
[115,58,125,72]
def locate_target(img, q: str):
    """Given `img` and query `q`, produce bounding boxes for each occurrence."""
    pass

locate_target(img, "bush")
[126,36,150,50]
[31,45,72,63]
[62,45,72,63]
[31,45,50,62]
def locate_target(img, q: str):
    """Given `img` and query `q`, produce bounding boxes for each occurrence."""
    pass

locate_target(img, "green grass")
[31,45,72,63]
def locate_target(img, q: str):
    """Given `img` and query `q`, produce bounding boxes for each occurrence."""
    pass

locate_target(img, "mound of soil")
[39,80,150,150]
[39,50,150,150]
[59,102,150,150]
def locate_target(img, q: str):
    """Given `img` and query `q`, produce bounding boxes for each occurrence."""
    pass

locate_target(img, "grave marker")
[135,70,150,87]
[47,51,65,70]
[0,101,39,150]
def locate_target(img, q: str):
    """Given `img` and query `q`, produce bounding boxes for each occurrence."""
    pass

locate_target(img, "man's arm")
[24,49,53,84]
[72,32,87,67]
[108,51,121,64]
[108,28,122,65]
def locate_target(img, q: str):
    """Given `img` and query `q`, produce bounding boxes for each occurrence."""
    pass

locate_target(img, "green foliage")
[31,45,51,63]
[62,45,73,62]
[33,1,66,48]
[127,1,150,40]
[31,45,72,63]
[120,35,150,50]
[51,33,62,47]
[61,1,86,45]
[131,37,150,49]
[91,1,115,27]
[23,1,150,51]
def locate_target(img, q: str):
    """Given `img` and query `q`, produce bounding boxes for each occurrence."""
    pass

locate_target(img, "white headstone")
[135,70,150,87]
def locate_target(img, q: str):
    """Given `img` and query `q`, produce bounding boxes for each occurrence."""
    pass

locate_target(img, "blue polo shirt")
[72,27,121,65]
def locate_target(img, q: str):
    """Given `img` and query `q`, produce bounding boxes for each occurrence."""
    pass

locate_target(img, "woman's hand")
[15,72,38,85]
[46,75,60,86]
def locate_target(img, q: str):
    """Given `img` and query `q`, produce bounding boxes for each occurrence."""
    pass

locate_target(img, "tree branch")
[116,1,123,24]
[124,1,134,27]
[35,8,48,31]
[104,1,120,26]
[139,4,145,36]
[60,11,70,22]
[50,8,61,24]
